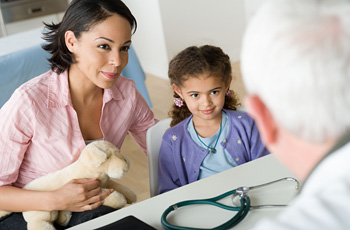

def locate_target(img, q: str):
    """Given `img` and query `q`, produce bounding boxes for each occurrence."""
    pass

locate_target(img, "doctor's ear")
[244,95,277,145]
[65,30,78,53]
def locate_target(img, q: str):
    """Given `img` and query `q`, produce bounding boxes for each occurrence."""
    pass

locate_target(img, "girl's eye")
[211,90,219,95]
[121,46,130,52]
[98,44,111,50]
[191,94,199,98]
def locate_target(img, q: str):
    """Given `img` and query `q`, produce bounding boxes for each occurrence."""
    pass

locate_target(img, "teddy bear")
[0,140,136,230]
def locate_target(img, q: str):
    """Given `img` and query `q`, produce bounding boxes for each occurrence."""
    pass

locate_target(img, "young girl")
[158,45,269,194]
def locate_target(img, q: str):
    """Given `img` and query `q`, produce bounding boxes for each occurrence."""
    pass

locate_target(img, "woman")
[0,0,157,228]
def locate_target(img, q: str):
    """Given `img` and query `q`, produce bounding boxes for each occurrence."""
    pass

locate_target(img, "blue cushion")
[0,44,152,108]
[0,44,51,108]
[122,46,152,108]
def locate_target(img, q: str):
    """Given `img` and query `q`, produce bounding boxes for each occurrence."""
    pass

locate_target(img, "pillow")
[0,44,50,108]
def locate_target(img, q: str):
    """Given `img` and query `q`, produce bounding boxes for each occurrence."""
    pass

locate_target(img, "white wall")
[244,0,267,24]
[123,0,169,79]
[1,0,266,80]
[159,0,245,62]
[124,0,248,79]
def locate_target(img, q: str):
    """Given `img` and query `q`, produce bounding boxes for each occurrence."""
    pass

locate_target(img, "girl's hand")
[51,178,113,212]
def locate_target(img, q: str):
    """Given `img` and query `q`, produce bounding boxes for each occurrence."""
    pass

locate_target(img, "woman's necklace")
[194,121,222,154]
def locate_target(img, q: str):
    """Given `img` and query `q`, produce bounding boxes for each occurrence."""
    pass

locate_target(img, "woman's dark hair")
[168,45,241,127]
[42,0,137,74]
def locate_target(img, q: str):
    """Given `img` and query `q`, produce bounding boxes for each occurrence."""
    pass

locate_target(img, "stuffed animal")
[0,140,136,230]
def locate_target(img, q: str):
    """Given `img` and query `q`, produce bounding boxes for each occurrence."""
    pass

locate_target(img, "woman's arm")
[0,84,114,212]
[128,89,158,154]
[0,178,112,212]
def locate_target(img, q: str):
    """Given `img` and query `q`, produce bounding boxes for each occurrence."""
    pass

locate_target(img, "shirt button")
[183,158,186,162]
[238,116,242,119]
[235,157,240,162]
[222,139,227,143]
[172,135,177,141]
[237,140,242,144]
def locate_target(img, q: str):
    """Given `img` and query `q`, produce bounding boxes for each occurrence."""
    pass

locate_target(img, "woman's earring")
[174,98,184,107]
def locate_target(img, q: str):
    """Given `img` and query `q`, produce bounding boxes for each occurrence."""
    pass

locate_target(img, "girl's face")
[173,74,231,124]
[66,14,132,89]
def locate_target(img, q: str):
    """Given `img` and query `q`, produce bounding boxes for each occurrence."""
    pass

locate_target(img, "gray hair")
[241,0,350,142]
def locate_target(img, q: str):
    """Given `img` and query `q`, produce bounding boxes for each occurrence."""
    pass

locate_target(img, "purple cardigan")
[158,109,270,194]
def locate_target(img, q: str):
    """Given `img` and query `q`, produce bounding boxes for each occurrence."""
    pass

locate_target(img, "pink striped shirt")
[0,70,157,188]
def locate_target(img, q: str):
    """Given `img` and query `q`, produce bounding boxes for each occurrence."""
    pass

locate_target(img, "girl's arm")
[0,178,112,212]
[158,135,181,194]
[249,120,270,159]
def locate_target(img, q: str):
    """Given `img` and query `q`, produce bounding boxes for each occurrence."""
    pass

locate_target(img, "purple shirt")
[158,109,269,194]
[0,70,157,187]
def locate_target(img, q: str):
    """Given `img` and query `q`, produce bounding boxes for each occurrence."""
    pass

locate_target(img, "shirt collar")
[300,132,350,191]
[47,70,71,108]
[103,78,124,103]
[47,70,125,108]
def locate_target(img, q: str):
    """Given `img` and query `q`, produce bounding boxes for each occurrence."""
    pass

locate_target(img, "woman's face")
[66,14,132,89]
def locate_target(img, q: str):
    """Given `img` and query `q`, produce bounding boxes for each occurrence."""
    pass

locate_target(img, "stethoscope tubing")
[161,177,300,230]
[161,188,251,230]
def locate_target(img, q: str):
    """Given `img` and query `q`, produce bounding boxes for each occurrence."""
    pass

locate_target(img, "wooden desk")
[68,155,299,230]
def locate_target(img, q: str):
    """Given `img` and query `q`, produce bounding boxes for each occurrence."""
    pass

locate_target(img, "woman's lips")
[101,71,117,80]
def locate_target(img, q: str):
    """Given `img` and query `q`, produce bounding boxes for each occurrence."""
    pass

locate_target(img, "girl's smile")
[173,74,230,126]
[201,108,215,115]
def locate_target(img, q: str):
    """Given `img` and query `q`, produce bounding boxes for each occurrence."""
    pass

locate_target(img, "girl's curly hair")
[168,45,241,127]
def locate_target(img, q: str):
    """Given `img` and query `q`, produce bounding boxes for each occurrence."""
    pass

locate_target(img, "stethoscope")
[161,177,301,230]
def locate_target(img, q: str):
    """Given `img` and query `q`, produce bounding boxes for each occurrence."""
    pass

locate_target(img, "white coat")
[252,136,350,230]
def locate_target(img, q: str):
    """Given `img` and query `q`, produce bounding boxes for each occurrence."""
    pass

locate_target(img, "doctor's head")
[241,0,350,144]
[241,0,350,179]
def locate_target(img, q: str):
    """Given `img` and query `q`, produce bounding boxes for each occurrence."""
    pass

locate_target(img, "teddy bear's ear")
[80,142,108,167]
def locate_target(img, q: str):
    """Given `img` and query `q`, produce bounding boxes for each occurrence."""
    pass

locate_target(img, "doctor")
[241,0,350,229]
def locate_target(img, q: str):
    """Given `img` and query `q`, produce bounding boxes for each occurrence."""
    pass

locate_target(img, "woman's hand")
[52,178,113,212]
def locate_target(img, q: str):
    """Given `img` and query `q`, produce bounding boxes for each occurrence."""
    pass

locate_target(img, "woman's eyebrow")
[95,37,132,45]
[123,40,132,45]
[95,37,114,43]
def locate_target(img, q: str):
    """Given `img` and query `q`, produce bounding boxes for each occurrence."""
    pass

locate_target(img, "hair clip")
[226,90,232,98]
[174,98,184,107]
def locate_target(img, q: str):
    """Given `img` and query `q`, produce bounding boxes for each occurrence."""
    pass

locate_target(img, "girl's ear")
[226,77,232,91]
[172,84,183,98]
[65,30,78,53]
